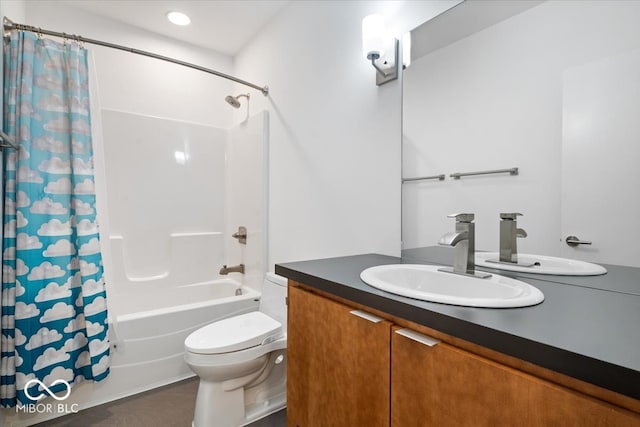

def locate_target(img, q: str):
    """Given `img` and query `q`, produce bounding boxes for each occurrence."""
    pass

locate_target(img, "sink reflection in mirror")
[360,264,544,308]
[475,253,607,276]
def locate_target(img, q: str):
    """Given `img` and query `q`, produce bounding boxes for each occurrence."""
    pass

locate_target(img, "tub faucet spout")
[219,264,245,275]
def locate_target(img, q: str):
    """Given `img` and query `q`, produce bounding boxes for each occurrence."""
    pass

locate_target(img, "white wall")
[1,0,25,23]
[234,0,459,269]
[22,1,234,126]
[402,1,640,260]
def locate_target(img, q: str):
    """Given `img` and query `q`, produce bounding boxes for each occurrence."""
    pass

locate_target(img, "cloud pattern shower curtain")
[1,31,110,408]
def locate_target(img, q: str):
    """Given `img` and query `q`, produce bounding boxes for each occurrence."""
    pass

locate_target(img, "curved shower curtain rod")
[3,17,269,96]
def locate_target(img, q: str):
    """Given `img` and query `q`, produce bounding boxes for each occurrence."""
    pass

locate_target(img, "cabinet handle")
[395,328,440,347]
[350,310,384,323]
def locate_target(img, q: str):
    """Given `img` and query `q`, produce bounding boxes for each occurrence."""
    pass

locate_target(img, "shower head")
[225,95,241,108]
[225,93,250,109]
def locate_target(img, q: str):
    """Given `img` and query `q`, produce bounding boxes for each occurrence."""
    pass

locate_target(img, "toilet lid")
[185,311,282,354]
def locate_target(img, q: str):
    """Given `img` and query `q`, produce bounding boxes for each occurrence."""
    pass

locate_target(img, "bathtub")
[92,233,261,406]
[107,278,260,394]
[114,277,258,320]
[2,278,261,427]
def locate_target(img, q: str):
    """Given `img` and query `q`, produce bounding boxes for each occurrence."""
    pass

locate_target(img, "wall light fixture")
[362,14,398,86]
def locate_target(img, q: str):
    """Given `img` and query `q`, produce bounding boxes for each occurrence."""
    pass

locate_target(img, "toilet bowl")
[184,273,287,427]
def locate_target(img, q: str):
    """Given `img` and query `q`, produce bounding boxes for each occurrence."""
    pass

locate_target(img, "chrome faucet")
[438,213,491,279]
[219,264,245,275]
[498,213,527,264]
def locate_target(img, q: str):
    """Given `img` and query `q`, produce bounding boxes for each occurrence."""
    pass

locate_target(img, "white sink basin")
[475,253,607,276]
[360,264,544,308]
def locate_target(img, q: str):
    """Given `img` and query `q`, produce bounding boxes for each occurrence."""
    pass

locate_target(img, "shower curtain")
[1,31,110,408]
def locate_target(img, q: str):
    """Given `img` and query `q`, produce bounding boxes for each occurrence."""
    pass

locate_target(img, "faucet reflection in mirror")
[497,213,529,265]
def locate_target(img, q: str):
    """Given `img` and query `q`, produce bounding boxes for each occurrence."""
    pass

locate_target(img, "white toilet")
[184,273,288,427]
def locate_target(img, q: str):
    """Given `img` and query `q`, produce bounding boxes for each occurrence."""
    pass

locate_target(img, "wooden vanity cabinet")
[288,282,640,427]
[391,327,639,426]
[287,285,391,427]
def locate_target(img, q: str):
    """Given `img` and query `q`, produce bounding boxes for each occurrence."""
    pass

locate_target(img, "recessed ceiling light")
[167,11,191,26]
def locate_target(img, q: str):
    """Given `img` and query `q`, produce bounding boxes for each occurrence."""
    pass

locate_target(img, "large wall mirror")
[402,0,640,268]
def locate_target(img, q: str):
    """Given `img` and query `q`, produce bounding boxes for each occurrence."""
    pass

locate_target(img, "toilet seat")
[185,311,282,355]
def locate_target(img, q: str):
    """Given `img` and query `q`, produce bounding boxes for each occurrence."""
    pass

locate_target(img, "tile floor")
[34,377,286,427]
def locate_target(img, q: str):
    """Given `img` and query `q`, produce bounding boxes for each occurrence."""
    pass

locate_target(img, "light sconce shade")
[361,14,398,86]
[362,14,386,59]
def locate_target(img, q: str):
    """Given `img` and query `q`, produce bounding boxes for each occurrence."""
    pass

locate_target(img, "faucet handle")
[447,213,474,222]
[500,212,523,220]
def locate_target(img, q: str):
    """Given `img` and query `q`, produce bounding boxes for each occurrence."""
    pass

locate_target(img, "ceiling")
[61,0,290,56]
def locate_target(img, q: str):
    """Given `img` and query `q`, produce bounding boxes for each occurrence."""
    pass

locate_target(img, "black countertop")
[275,250,640,400]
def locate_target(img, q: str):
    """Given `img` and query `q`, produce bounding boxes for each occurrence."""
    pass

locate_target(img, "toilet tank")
[259,272,288,333]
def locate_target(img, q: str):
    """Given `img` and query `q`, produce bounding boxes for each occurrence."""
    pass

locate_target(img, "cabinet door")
[288,286,391,427]
[391,327,640,427]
